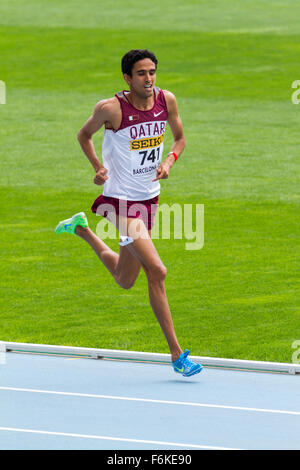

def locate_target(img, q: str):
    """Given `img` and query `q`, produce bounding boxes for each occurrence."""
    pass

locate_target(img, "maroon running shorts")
[91,194,159,230]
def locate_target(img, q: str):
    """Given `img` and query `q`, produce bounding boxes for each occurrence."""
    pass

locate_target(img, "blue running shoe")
[172,349,203,377]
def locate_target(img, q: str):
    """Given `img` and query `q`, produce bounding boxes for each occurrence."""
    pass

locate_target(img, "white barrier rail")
[2,341,300,375]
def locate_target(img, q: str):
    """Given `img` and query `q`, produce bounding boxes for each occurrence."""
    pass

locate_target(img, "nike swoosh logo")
[154,110,163,117]
[175,366,184,373]
[64,223,72,229]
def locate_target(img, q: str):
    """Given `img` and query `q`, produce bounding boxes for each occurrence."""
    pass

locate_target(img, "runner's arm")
[153,91,186,181]
[77,100,115,183]
[164,90,186,165]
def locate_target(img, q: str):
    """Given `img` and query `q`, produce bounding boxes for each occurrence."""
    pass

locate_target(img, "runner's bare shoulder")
[161,90,177,112]
[94,97,121,130]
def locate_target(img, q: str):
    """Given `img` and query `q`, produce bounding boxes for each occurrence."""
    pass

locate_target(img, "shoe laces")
[180,349,195,368]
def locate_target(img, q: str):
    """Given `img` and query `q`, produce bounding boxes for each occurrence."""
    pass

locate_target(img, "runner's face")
[125,59,157,98]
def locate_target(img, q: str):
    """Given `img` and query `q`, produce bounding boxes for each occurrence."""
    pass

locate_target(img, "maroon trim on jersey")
[114,87,168,132]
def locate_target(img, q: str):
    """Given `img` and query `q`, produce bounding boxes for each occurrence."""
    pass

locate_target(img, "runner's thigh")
[110,214,160,273]
[125,218,165,274]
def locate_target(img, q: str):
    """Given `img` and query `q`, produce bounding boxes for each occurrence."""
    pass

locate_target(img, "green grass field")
[0,0,299,363]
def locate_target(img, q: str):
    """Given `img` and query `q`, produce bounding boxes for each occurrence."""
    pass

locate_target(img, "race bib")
[130,134,164,177]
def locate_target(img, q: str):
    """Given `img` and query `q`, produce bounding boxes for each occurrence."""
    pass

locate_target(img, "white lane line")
[0,426,240,450]
[0,386,300,417]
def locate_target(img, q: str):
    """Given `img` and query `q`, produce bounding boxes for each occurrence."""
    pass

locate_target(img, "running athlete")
[55,49,202,377]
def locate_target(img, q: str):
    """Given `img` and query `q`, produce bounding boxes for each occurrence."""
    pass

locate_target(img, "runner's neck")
[125,90,155,111]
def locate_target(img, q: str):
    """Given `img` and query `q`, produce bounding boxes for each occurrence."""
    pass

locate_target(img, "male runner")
[55,49,202,377]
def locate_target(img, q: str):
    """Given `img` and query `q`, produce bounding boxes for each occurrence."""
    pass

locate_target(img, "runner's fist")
[153,161,171,182]
[94,167,108,185]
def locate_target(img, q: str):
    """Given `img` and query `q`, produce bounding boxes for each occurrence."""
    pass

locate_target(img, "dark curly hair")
[121,49,158,77]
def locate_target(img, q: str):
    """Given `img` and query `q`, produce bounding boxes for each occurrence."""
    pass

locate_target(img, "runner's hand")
[94,167,108,185]
[153,161,171,182]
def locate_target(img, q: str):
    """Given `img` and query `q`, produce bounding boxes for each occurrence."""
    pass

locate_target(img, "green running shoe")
[55,212,88,235]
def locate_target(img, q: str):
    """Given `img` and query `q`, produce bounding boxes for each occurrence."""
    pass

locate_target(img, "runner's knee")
[119,279,136,290]
[115,273,137,290]
[146,262,167,283]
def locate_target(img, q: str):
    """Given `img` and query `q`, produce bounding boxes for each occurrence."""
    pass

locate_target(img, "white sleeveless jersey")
[101,87,169,201]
